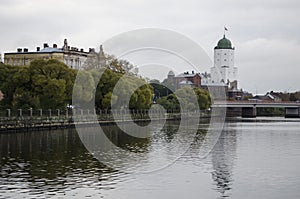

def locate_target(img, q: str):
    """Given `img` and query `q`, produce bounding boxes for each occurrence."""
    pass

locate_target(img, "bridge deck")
[212,101,300,108]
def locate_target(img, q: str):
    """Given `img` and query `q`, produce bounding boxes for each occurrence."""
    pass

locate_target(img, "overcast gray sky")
[1,0,299,94]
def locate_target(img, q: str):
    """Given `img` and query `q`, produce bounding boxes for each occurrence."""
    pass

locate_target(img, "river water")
[0,118,300,199]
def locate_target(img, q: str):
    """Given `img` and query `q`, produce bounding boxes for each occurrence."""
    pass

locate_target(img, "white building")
[210,34,238,87]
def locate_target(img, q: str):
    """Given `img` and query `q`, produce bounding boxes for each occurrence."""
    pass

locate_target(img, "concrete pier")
[285,107,300,118]
[226,107,242,117]
[241,107,257,118]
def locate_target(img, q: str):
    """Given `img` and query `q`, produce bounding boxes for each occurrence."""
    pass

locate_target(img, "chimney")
[43,43,49,48]
[17,48,22,52]
[192,70,194,74]
[37,47,40,51]
[80,48,84,52]
[53,44,57,48]
[23,48,28,52]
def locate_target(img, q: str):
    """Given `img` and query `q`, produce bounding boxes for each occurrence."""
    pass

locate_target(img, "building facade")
[163,32,245,99]
[210,34,238,86]
[165,70,201,90]
[4,39,106,70]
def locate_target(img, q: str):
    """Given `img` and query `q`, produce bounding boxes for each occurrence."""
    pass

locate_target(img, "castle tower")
[211,34,238,88]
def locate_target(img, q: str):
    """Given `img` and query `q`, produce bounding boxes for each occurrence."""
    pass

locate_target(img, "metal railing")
[0,108,207,132]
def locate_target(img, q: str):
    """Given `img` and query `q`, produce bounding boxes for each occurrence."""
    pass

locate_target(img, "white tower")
[211,34,238,88]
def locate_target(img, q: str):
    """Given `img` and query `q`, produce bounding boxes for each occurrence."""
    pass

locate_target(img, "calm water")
[1,118,300,199]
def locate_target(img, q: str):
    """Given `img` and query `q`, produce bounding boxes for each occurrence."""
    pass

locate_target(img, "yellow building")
[4,39,106,69]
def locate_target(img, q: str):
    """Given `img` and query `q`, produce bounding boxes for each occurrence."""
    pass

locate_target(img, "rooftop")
[215,35,234,50]
[176,71,199,78]
[39,47,63,53]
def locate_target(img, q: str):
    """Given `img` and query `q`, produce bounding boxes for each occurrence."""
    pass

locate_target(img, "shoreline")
[0,112,209,133]
[1,113,298,134]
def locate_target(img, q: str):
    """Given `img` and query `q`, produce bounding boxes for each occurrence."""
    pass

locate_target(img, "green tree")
[91,69,153,110]
[73,70,95,106]
[157,87,211,111]
[0,59,76,110]
[29,59,76,108]
[193,87,211,110]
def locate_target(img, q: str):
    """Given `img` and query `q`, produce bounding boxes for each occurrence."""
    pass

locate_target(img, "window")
[224,59,227,61]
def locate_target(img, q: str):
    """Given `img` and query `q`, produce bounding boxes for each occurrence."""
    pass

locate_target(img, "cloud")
[237,38,300,93]
[0,0,299,93]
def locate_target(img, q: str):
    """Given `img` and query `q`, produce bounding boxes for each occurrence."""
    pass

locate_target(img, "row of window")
[5,58,30,66]
[64,58,83,69]
[216,59,233,62]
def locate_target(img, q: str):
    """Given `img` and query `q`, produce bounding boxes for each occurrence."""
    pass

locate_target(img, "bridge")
[212,101,300,118]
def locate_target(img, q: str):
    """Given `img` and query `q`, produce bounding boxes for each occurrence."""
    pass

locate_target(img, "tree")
[157,87,211,111]
[157,94,180,110]
[0,58,152,111]
[0,59,76,110]
[73,70,95,106]
[150,81,173,101]
[29,59,76,109]
[30,60,75,94]
[91,69,153,110]
[193,87,211,110]
[129,84,153,110]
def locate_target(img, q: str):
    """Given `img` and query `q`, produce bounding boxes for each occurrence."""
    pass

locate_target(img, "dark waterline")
[0,118,300,198]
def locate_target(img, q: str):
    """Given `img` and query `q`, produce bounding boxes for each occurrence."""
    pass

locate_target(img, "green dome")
[215,35,233,49]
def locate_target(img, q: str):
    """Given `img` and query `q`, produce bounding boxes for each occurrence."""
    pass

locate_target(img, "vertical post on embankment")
[29,108,33,117]
[18,109,22,117]
[6,109,11,118]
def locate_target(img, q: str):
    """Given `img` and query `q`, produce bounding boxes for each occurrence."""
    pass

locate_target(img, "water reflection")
[0,120,199,198]
[0,129,121,198]
[0,120,242,199]
[211,123,237,198]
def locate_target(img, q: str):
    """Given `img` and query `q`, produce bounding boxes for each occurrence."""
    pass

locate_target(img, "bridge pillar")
[241,107,257,118]
[226,107,241,117]
[285,107,300,118]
